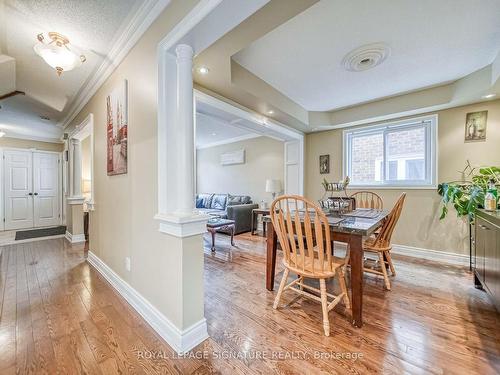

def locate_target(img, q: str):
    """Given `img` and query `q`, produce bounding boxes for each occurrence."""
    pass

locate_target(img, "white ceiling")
[0,0,146,141]
[196,107,257,149]
[233,0,500,112]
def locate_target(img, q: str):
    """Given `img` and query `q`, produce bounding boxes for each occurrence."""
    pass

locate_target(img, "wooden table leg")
[230,225,235,246]
[349,234,364,328]
[266,221,277,291]
[251,211,256,235]
[263,214,266,237]
[210,229,216,253]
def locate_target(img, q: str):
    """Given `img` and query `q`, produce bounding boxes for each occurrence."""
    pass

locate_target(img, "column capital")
[175,44,193,61]
[71,138,81,145]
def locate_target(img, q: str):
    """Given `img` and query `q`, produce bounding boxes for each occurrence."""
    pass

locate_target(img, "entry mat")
[15,226,67,241]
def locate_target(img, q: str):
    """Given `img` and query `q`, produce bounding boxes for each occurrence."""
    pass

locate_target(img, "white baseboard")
[333,241,468,267]
[65,231,86,244]
[86,251,208,354]
[391,244,468,267]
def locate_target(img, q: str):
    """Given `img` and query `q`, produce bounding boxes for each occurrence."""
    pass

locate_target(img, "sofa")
[196,193,258,234]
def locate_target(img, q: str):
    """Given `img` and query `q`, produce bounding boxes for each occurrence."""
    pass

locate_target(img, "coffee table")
[206,218,235,252]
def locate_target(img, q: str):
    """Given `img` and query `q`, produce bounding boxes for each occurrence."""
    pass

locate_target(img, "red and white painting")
[106,80,128,175]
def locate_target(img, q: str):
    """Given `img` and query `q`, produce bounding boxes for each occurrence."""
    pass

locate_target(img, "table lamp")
[265,179,282,201]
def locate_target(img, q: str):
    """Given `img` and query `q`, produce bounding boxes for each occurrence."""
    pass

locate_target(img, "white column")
[71,139,83,198]
[175,44,195,216]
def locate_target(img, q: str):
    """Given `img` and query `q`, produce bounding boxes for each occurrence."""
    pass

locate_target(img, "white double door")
[4,150,60,230]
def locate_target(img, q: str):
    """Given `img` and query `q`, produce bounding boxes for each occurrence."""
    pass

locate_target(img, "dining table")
[264,209,388,328]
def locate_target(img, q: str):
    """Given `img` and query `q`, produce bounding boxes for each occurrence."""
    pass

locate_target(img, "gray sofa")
[196,193,258,234]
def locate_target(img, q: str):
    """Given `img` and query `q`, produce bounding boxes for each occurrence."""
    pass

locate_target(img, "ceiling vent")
[342,43,391,72]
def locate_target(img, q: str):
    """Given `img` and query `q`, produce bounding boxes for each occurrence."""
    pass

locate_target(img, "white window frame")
[343,114,438,189]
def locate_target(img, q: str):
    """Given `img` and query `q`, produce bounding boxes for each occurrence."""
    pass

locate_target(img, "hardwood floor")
[0,234,498,374]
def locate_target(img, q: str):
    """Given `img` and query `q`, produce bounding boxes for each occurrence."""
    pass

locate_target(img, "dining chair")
[362,193,406,290]
[271,195,350,336]
[351,191,383,210]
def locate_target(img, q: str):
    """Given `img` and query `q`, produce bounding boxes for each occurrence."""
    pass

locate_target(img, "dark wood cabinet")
[474,210,500,310]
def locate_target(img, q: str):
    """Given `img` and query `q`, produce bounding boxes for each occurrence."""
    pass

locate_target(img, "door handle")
[28,193,33,196]
[34,192,38,196]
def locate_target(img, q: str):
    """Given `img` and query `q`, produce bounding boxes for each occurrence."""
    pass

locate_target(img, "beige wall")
[196,136,284,204]
[306,99,500,255]
[66,0,202,329]
[0,137,63,152]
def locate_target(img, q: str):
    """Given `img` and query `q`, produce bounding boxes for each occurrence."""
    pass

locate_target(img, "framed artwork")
[319,154,330,174]
[464,111,487,142]
[106,80,128,175]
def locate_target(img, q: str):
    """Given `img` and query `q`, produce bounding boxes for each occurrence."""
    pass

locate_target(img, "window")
[343,115,437,188]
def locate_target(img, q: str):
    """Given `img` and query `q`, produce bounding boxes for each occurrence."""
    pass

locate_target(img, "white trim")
[60,0,172,129]
[195,89,303,141]
[65,231,86,244]
[69,114,95,210]
[391,244,468,267]
[196,133,261,150]
[154,213,210,238]
[333,241,468,267]
[3,134,63,144]
[87,251,208,353]
[67,197,85,205]
[342,114,438,189]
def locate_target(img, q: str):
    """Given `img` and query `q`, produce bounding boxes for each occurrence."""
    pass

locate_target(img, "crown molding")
[3,133,63,144]
[60,0,172,129]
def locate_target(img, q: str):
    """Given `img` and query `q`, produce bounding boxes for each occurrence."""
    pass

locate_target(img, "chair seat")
[283,255,345,278]
[363,237,391,252]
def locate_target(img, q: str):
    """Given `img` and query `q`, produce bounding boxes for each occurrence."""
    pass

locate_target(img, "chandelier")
[33,32,86,76]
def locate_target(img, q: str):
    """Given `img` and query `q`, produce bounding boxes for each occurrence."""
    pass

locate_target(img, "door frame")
[67,113,95,211]
[1,147,63,231]
[194,90,305,197]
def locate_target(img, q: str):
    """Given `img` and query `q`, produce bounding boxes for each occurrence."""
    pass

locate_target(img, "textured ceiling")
[233,0,500,111]
[0,0,145,141]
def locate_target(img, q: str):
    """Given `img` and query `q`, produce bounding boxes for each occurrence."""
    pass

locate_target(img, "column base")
[66,200,85,244]
[154,212,210,238]
[65,231,86,244]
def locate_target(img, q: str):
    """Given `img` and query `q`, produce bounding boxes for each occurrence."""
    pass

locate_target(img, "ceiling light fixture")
[267,110,274,115]
[197,66,210,75]
[0,131,5,138]
[34,32,86,76]
[211,132,217,136]
[482,93,496,99]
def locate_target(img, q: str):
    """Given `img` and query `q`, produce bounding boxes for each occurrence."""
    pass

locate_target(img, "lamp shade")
[265,179,282,193]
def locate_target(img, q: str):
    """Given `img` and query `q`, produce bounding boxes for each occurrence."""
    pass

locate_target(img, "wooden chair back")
[372,193,406,248]
[270,195,334,276]
[351,191,383,210]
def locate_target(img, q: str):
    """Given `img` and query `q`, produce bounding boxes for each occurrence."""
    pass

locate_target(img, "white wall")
[196,136,284,205]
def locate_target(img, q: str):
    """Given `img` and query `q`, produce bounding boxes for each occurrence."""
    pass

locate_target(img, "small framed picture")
[319,154,330,174]
[464,111,487,142]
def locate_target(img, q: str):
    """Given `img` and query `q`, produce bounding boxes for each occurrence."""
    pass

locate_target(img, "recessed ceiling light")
[482,93,496,99]
[197,66,209,75]
[267,110,274,115]
[0,131,6,138]
[211,132,217,136]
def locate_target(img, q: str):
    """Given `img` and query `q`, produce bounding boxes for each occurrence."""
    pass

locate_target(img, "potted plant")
[437,162,500,221]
